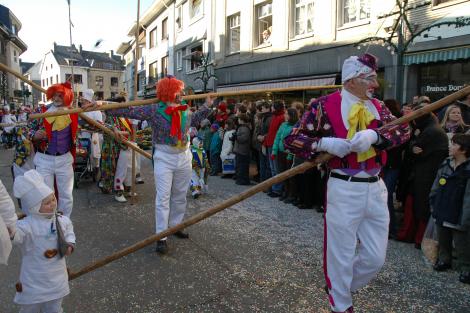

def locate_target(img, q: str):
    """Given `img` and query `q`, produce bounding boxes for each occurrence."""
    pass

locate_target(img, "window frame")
[227,13,241,54]
[292,0,315,38]
[149,26,158,49]
[254,1,273,47]
[148,61,158,82]
[176,50,183,71]
[176,5,183,31]
[162,17,169,41]
[95,75,104,88]
[185,42,204,73]
[161,55,169,77]
[190,0,203,20]
[338,0,371,28]
[110,77,119,87]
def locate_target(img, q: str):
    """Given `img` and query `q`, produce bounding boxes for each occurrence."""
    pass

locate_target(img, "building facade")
[0,4,27,105]
[403,0,470,102]
[117,0,470,103]
[39,43,124,102]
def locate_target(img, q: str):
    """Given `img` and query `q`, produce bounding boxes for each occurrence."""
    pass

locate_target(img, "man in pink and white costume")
[285,53,410,313]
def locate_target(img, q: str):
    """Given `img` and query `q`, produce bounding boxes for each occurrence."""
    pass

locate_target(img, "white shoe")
[115,194,127,203]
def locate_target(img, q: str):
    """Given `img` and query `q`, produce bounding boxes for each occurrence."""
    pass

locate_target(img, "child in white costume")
[190,137,210,198]
[11,170,76,313]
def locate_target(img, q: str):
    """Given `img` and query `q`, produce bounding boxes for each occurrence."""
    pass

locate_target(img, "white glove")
[350,129,378,153]
[316,137,351,158]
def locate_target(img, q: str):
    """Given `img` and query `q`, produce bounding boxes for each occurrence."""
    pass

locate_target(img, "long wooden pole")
[68,85,470,281]
[29,85,343,119]
[131,0,141,205]
[0,62,151,159]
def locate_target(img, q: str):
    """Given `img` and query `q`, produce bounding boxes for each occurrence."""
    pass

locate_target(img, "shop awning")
[216,75,337,93]
[404,46,470,65]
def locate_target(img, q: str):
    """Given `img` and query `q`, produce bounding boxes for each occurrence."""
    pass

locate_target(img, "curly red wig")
[157,76,184,103]
[46,81,74,107]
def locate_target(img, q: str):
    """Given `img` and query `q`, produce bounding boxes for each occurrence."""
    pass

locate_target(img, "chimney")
[79,44,82,53]
[108,50,114,58]
[53,42,57,51]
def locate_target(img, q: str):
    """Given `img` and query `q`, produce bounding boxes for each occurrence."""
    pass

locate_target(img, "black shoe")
[155,240,168,254]
[283,197,295,204]
[433,260,451,272]
[459,272,470,284]
[279,195,288,201]
[174,230,189,239]
[414,243,421,250]
[312,205,324,213]
[268,192,281,198]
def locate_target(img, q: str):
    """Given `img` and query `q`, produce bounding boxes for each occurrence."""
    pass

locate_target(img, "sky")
[1,0,154,62]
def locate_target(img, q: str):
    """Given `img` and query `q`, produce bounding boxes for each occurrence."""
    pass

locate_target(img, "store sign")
[424,84,464,92]
[414,5,470,43]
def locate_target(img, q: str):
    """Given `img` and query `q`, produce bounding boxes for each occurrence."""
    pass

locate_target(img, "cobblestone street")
[1,149,469,312]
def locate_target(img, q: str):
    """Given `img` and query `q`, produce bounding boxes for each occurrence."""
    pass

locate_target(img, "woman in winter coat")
[397,108,449,247]
[271,108,298,201]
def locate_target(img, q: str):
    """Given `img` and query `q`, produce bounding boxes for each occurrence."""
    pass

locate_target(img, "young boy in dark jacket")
[430,133,470,284]
[233,114,252,185]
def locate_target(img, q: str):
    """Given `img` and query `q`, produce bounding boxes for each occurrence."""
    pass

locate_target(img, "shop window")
[293,0,314,37]
[227,13,240,54]
[255,1,272,47]
[338,0,370,27]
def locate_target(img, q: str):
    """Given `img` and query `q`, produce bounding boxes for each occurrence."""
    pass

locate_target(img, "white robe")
[0,179,17,264]
[13,214,75,305]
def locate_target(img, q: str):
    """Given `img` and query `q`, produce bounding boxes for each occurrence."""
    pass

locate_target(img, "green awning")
[404,46,470,65]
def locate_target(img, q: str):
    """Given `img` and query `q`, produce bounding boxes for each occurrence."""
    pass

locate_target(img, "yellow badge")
[439,178,447,186]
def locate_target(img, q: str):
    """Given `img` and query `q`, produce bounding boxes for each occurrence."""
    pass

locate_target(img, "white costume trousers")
[153,148,192,240]
[114,149,141,190]
[324,177,389,312]
[19,298,63,313]
[33,152,74,217]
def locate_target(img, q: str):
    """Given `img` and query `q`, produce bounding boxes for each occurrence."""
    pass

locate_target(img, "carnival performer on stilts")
[285,53,410,313]
[107,76,192,254]
[29,82,77,218]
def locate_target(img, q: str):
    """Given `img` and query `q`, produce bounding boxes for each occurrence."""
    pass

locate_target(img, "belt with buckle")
[44,150,68,156]
[330,172,379,183]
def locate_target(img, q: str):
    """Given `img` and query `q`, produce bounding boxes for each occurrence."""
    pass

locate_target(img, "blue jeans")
[267,147,283,194]
[259,149,271,183]
[383,168,400,235]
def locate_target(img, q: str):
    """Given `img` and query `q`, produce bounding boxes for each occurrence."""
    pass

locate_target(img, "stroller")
[74,137,94,187]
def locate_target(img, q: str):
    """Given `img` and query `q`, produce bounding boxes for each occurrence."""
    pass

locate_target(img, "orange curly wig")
[157,76,184,103]
[46,81,74,107]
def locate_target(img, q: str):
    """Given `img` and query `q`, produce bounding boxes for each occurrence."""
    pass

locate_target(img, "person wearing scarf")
[284,54,410,313]
[29,82,78,218]
[107,76,192,254]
